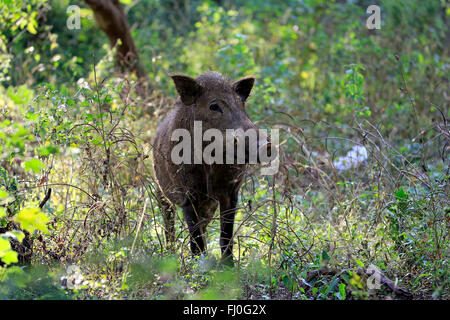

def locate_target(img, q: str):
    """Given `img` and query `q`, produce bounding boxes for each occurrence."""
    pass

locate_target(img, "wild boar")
[152,72,271,264]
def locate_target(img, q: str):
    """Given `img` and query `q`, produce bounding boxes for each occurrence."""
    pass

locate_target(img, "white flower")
[76,78,91,90]
[333,145,368,171]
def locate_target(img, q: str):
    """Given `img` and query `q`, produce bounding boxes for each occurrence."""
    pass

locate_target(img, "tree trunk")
[84,0,146,79]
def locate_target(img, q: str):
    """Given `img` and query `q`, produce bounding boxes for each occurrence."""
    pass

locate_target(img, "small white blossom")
[333,145,368,171]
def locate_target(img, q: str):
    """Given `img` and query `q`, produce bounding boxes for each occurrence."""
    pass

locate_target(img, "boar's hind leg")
[219,189,239,264]
[158,194,175,251]
[182,198,207,256]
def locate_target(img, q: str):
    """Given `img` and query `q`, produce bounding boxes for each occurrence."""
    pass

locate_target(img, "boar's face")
[171,72,255,132]
[170,72,271,164]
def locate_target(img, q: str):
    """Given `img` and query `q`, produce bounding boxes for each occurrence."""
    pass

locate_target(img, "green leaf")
[0,189,8,199]
[38,145,60,157]
[325,277,339,295]
[13,207,50,234]
[354,259,365,268]
[349,272,364,289]
[322,250,330,261]
[1,250,18,264]
[25,112,39,121]
[27,21,37,34]
[0,237,18,265]
[395,188,408,201]
[0,207,6,218]
[24,158,45,173]
[339,283,346,300]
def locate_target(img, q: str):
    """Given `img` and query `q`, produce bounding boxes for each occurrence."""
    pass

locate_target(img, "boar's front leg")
[219,189,239,265]
[182,198,207,256]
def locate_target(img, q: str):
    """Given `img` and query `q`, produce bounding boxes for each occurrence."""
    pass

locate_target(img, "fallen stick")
[304,266,412,298]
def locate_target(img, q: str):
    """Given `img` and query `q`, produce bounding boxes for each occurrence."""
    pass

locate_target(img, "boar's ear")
[233,76,255,103]
[170,74,203,106]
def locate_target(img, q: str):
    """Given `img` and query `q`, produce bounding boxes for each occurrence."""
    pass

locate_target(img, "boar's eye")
[209,103,223,113]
